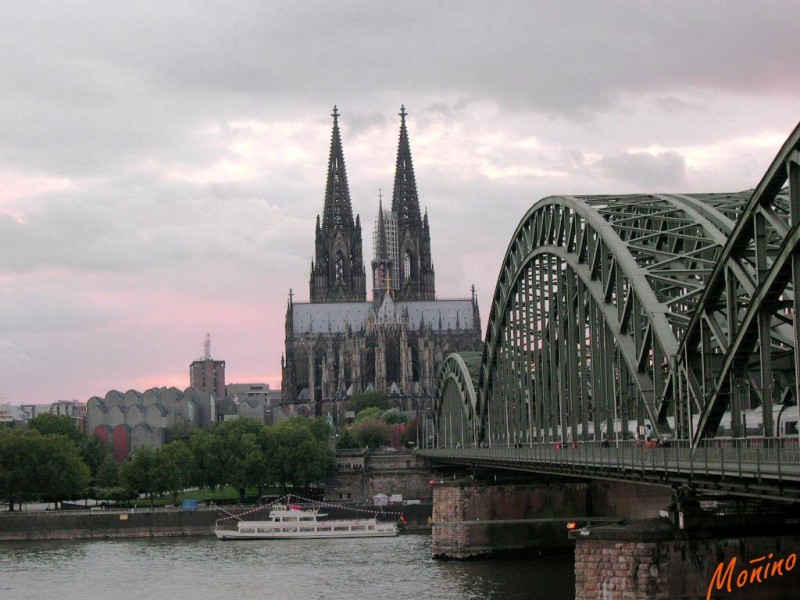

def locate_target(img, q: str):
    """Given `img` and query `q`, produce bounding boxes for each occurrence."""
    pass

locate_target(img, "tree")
[261,418,334,494]
[28,413,111,483]
[0,429,35,511]
[120,446,159,506]
[335,428,359,449]
[355,406,383,422]
[191,418,267,503]
[30,434,91,508]
[96,456,119,488]
[351,417,391,449]
[28,414,81,442]
[154,441,194,504]
[347,392,389,414]
[79,436,112,483]
[383,408,407,425]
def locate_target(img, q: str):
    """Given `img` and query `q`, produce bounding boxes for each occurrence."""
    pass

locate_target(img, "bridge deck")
[421,443,800,501]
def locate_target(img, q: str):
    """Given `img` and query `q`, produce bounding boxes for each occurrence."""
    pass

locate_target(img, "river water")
[0,534,575,600]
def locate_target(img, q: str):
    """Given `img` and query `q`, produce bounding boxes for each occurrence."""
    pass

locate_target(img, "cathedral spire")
[391,106,435,301]
[322,105,354,229]
[376,192,389,264]
[310,107,367,303]
[391,105,422,230]
[372,190,393,305]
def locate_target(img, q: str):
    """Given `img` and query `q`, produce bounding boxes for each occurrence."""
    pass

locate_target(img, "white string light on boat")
[214,493,406,524]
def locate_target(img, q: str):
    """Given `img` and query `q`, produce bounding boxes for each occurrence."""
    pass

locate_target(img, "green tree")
[79,436,112,482]
[347,392,389,414]
[120,446,159,506]
[154,441,195,504]
[351,417,391,449]
[30,434,91,508]
[0,429,35,510]
[261,418,334,494]
[383,408,407,424]
[96,456,119,488]
[191,418,266,503]
[307,416,333,443]
[335,428,359,449]
[28,414,81,442]
[0,429,91,510]
[355,406,383,422]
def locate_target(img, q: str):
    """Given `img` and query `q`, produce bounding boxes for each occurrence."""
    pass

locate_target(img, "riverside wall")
[0,508,219,541]
[0,503,433,542]
[326,449,435,504]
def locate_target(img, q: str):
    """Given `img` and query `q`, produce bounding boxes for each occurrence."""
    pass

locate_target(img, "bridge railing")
[421,439,800,493]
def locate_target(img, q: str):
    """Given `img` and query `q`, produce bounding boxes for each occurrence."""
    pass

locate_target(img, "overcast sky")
[2,1,799,404]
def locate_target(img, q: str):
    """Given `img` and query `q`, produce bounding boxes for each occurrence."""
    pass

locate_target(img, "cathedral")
[281,106,482,419]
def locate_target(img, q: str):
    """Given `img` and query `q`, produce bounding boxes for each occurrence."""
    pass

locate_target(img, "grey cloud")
[598,151,688,190]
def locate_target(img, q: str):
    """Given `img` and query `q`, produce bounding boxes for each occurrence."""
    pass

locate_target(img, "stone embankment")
[0,503,432,542]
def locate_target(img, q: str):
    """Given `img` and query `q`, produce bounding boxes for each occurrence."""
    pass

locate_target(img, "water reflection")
[0,534,575,600]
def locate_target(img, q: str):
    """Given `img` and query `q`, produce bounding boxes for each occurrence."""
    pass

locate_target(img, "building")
[86,386,217,462]
[226,383,271,423]
[282,106,481,419]
[189,334,226,398]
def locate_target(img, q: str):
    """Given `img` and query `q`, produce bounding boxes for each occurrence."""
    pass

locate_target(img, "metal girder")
[681,122,800,445]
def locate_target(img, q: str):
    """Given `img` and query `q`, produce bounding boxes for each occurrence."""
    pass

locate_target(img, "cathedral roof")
[291,299,475,335]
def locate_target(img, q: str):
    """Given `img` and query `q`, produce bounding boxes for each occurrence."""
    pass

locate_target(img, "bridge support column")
[572,518,800,599]
[431,480,589,559]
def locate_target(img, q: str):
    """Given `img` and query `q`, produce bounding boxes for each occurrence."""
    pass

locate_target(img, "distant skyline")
[2,1,800,403]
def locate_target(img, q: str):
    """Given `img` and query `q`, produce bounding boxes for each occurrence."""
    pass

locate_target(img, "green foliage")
[347,392,389,414]
[78,436,112,481]
[31,434,92,507]
[95,455,120,488]
[154,441,194,503]
[164,421,195,444]
[383,408,407,424]
[190,418,267,503]
[335,428,359,449]
[120,445,159,505]
[351,417,391,449]
[0,429,90,509]
[260,418,334,493]
[28,414,81,442]
[355,406,383,422]
[306,417,333,442]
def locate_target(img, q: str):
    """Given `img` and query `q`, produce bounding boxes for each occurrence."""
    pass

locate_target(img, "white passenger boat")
[214,503,399,540]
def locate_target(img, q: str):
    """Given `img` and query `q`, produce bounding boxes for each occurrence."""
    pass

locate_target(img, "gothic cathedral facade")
[281,107,481,418]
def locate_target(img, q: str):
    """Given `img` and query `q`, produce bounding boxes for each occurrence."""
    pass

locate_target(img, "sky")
[2,1,800,404]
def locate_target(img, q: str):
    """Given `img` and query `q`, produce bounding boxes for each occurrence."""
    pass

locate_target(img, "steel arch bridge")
[427,123,800,499]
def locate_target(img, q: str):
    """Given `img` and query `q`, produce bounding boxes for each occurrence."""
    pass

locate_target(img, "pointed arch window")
[403,251,414,281]
[335,252,345,282]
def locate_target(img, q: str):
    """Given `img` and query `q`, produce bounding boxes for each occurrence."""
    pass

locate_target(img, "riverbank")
[0,503,433,541]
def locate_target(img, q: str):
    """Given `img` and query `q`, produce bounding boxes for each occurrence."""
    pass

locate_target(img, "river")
[0,534,575,600]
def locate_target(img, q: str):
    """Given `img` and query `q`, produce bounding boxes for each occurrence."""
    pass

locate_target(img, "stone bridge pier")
[431,479,670,559]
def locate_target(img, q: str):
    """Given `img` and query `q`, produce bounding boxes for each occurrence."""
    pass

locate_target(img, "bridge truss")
[434,123,800,455]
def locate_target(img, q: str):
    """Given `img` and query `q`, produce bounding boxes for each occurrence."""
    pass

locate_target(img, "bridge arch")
[434,352,481,448]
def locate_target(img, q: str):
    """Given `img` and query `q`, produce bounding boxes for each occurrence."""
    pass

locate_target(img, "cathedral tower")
[391,106,435,301]
[309,106,367,303]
